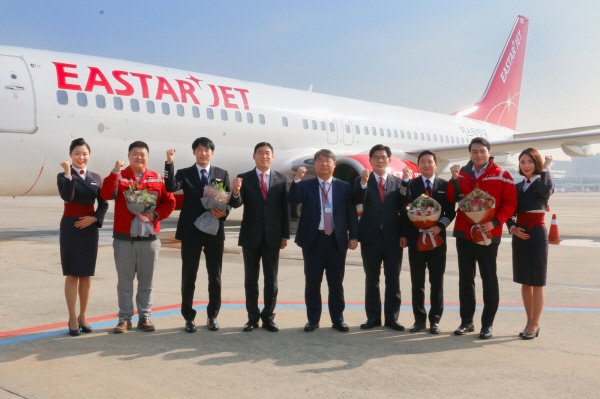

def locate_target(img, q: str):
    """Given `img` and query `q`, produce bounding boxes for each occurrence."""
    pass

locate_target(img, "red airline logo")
[53,62,250,110]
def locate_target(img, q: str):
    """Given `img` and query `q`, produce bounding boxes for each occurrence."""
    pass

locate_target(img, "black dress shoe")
[243,321,258,332]
[409,322,427,333]
[185,320,196,333]
[384,320,405,331]
[430,324,441,334]
[360,319,382,329]
[332,321,350,332]
[454,322,475,335]
[479,326,493,339]
[522,327,540,340]
[207,317,219,331]
[78,316,92,333]
[304,322,320,332]
[68,320,80,337]
[262,320,279,332]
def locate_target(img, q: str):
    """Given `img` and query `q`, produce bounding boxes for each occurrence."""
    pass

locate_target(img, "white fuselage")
[0,46,515,196]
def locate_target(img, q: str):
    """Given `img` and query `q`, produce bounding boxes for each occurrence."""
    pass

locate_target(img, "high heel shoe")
[522,327,540,340]
[519,330,526,337]
[78,316,92,333]
[68,320,80,337]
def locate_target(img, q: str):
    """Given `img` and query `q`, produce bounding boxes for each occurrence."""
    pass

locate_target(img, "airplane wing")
[404,130,600,161]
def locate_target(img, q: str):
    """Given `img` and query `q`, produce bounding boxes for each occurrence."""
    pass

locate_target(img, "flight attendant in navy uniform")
[506,148,554,340]
[57,138,108,336]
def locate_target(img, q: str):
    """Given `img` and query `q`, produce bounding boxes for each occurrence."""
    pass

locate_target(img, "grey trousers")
[113,238,161,321]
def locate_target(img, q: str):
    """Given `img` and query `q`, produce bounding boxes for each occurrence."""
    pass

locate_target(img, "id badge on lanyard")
[324,203,332,214]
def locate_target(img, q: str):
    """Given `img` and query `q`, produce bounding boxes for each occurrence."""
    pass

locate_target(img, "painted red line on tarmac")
[1,300,599,339]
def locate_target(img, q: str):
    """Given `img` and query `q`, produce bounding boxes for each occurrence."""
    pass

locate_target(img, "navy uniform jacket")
[353,173,406,246]
[400,176,455,246]
[229,169,290,249]
[288,177,359,253]
[57,168,108,226]
[164,163,230,242]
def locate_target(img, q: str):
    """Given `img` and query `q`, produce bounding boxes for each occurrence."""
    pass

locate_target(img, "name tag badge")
[324,203,332,214]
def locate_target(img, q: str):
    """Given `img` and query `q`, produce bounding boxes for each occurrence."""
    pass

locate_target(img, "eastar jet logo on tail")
[52,62,250,110]
[500,30,522,84]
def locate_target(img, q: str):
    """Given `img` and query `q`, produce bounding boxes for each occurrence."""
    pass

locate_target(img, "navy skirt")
[59,216,99,276]
[512,225,548,286]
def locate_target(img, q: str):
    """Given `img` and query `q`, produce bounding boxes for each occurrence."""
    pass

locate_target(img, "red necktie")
[526,178,531,183]
[80,170,85,174]
[379,176,385,202]
[261,173,268,200]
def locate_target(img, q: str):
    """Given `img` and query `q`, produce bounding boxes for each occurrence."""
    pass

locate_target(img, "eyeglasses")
[315,159,334,164]
[255,151,273,156]
[372,156,389,161]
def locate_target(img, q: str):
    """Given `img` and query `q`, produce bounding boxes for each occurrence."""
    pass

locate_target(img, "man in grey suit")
[353,144,408,331]
[230,142,290,332]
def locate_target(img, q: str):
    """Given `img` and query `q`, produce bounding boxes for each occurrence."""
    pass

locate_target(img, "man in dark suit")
[353,144,407,331]
[401,150,456,334]
[229,142,290,332]
[288,149,359,332]
[165,137,231,333]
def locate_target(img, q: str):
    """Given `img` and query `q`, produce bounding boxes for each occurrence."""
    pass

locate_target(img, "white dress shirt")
[317,176,333,230]
[256,168,271,191]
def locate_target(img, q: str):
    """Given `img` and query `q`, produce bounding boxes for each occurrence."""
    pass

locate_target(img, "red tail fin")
[452,15,529,130]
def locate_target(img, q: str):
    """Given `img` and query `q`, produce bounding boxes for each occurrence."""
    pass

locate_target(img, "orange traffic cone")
[548,214,562,244]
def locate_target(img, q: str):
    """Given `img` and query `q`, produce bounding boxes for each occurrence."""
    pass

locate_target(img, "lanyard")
[320,181,331,204]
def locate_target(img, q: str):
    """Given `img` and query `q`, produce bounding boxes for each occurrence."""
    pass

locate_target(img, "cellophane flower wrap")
[457,187,496,246]
[407,194,443,251]
[124,183,158,237]
[194,181,231,235]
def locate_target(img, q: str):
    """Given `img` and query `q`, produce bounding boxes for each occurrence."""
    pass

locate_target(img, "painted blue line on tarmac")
[1,304,598,347]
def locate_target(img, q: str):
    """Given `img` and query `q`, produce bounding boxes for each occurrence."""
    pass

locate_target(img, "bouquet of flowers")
[194,181,231,235]
[124,183,158,237]
[407,194,443,251]
[457,187,496,245]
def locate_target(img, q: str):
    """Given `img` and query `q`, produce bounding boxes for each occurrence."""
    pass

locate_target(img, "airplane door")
[327,119,338,145]
[0,55,37,134]
[341,118,354,145]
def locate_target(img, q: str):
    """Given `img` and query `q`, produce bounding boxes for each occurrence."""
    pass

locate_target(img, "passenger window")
[146,100,155,114]
[372,127,376,135]
[177,104,185,117]
[345,123,351,133]
[355,125,360,135]
[192,106,200,118]
[96,95,106,109]
[312,120,318,130]
[393,129,398,138]
[162,103,170,115]
[451,136,455,144]
[77,92,88,107]
[329,122,335,132]
[131,99,140,112]
[364,126,369,135]
[303,119,308,129]
[387,129,391,137]
[433,134,437,142]
[206,108,214,120]
[380,128,384,137]
[247,112,253,123]
[320,121,326,131]
[114,97,123,111]
[56,90,68,105]
[221,109,228,121]
[235,111,242,122]
[407,131,411,139]
[282,116,288,127]
[259,114,265,125]
[445,135,449,143]
[400,130,405,138]
[420,133,425,140]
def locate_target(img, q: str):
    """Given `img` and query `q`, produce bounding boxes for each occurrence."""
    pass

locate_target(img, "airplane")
[2,14,600,203]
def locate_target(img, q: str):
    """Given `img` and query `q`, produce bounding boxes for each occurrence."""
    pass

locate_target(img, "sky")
[2,1,600,157]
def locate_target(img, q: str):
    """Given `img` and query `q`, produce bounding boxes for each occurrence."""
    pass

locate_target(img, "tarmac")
[0,193,599,398]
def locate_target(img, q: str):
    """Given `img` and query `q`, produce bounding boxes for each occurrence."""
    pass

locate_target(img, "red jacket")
[101,166,176,240]
[447,157,517,243]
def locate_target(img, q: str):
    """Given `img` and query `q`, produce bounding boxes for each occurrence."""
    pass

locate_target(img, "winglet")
[452,15,529,131]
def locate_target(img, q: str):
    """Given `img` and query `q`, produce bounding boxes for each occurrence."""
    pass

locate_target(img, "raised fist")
[295,166,307,180]
[232,177,243,195]
[166,149,176,164]
[450,164,461,179]
[114,160,126,174]
[544,155,553,169]
[361,169,370,185]
[60,160,71,175]
[402,167,412,180]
